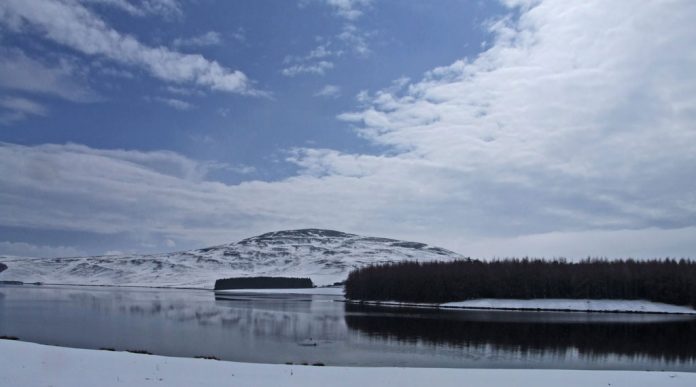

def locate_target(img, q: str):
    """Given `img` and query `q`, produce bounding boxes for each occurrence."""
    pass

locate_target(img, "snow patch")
[1,340,695,387]
[350,299,696,315]
[442,299,696,314]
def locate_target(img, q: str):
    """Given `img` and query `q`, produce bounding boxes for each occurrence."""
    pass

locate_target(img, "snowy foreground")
[2,340,695,387]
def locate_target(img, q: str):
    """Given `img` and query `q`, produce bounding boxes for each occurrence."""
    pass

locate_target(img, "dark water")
[1,285,695,370]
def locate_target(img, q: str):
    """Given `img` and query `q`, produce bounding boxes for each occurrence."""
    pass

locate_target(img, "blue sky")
[1,0,501,183]
[1,0,695,258]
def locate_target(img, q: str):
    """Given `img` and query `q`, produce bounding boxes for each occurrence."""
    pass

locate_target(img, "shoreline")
[5,282,695,315]
[1,340,695,387]
[0,281,214,290]
[343,298,696,315]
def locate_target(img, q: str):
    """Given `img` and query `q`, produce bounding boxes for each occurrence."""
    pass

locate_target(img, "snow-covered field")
[351,298,696,314]
[1,340,694,387]
[0,229,460,288]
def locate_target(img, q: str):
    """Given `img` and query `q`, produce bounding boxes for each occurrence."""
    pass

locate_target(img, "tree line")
[344,258,696,307]
[214,276,314,290]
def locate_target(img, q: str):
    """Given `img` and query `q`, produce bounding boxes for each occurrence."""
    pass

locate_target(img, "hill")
[0,229,461,288]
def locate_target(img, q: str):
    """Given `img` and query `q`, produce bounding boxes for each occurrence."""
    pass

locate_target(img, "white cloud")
[139,0,182,19]
[324,0,373,55]
[462,227,696,259]
[0,97,47,116]
[231,27,246,43]
[79,0,141,16]
[281,41,342,77]
[173,31,222,48]
[286,1,372,76]
[0,142,461,249]
[164,85,205,96]
[103,250,125,255]
[307,43,340,59]
[79,0,182,19]
[281,61,334,77]
[306,0,695,254]
[334,0,696,240]
[314,84,341,98]
[1,1,695,258]
[338,23,370,56]
[323,0,372,20]
[355,90,369,103]
[0,96,48,124]
[150,96,194,110]
[97,66,135,79]
[0,48,97,102]
[0,241,84,258]
[0,0,260,95]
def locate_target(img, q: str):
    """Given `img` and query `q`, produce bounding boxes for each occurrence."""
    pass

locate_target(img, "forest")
[214,276,314,290]
[344,258,696,307]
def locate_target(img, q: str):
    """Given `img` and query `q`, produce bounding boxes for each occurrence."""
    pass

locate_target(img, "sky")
[0,0,695,259]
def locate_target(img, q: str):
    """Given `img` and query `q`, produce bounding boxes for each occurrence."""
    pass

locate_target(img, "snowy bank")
[1,340,695,387]
[349,298,696,314]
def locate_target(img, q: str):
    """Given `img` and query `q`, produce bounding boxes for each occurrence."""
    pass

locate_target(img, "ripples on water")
[0,285,694,370]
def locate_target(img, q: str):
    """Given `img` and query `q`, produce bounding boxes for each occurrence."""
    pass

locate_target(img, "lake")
[1,284,695,370]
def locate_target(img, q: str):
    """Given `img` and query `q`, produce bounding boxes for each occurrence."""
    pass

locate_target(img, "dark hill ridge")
[0,229,462,288]
[236,228,455,256]
[243,229,355,240]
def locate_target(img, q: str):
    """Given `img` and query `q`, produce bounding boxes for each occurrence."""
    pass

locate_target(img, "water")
[1,284,695,370]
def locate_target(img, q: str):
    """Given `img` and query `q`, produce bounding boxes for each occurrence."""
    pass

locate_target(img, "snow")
[0,229,460,288]
[2,340,694,387]
[443,299,696,314]
[352,298,696,314]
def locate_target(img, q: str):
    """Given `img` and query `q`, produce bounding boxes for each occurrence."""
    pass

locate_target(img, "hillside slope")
[0,229,461,288]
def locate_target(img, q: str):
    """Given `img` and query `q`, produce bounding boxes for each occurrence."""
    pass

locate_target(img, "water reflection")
[344,303,696,364]
[1,285,695,370]
[0,285,349,365]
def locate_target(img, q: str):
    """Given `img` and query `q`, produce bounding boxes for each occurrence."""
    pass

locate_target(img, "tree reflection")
[344,304,696,363]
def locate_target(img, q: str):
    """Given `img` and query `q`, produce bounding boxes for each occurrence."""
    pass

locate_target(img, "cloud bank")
[1,0,695,257]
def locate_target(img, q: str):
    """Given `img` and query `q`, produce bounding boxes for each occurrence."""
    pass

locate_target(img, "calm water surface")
[1,285,695,370]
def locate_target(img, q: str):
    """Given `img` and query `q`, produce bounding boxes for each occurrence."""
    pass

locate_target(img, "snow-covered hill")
[0,229,462,288]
